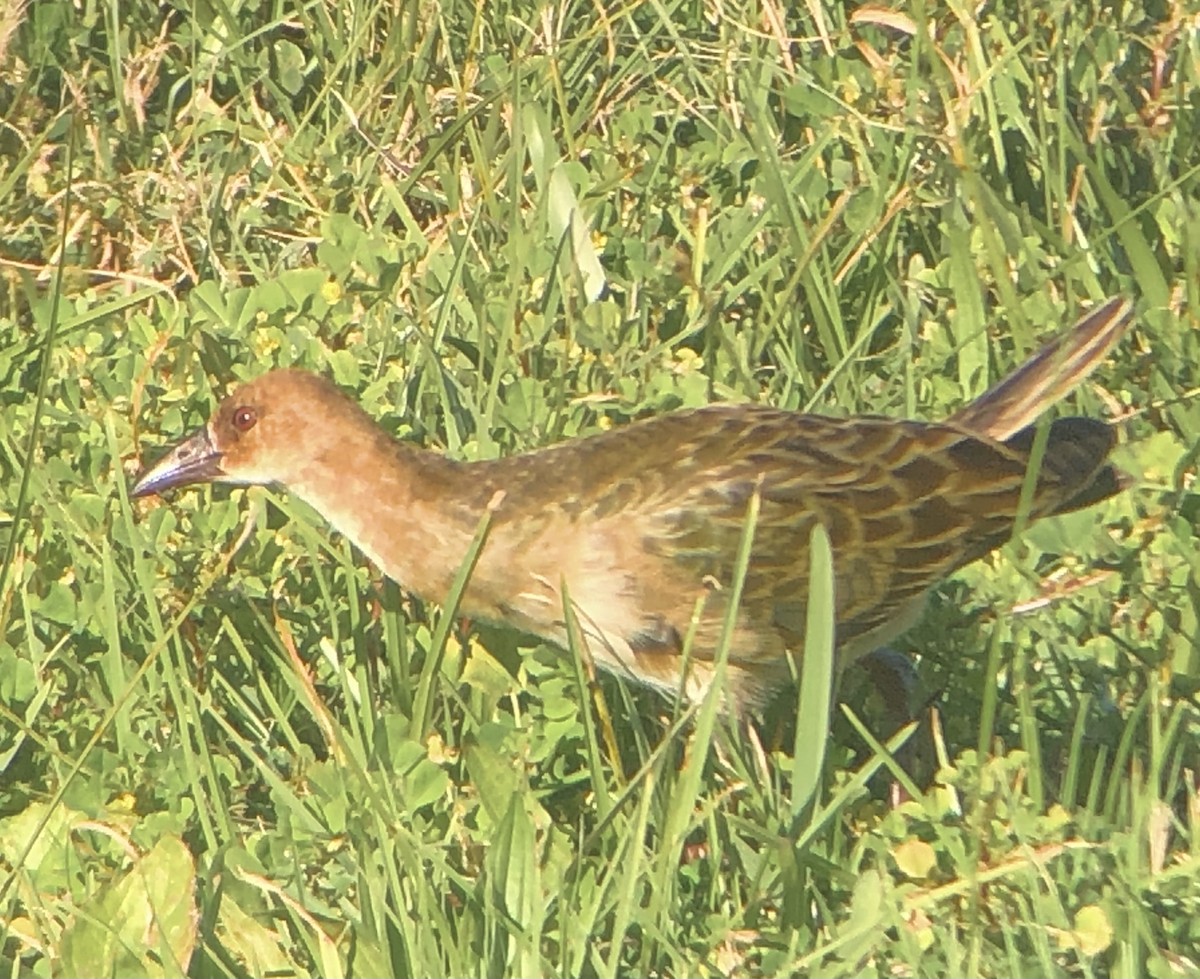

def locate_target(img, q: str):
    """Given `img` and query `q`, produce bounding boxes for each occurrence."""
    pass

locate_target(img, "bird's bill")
[131,426,224,498]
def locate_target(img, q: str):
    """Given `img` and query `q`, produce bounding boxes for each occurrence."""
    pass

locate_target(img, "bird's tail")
[1004,415,1132,515]
[949,296,1134,441]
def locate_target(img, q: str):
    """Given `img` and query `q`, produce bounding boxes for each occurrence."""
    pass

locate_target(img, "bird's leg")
[851,647,937,799]
[856,647,923,733]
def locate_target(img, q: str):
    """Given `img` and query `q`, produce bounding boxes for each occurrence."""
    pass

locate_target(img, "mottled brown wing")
[629,409,1116,661]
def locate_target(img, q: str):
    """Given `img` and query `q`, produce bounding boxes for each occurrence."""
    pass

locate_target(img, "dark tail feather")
[1005,416,1126,516]
[1056,464,1132,515]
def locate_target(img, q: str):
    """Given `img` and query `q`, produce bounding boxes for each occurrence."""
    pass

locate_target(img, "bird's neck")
[286,420,482,605]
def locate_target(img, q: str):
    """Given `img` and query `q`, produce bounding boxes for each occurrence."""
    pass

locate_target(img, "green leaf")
[38,580,77,625]
[274,39,306,96]
[60,834,198,978]
[216,893,297,977]
[792,523,835,817]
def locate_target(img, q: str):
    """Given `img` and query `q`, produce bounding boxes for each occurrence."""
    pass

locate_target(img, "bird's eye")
[232,406,258,432]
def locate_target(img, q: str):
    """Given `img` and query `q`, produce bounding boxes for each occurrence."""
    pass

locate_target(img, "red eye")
[232,406,258,432]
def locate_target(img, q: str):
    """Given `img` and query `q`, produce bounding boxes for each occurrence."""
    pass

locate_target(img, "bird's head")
[131,370,355,498]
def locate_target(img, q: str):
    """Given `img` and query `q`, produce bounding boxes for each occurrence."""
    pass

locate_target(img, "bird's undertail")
[1005,415,1130,516]
[950,296,1135,441]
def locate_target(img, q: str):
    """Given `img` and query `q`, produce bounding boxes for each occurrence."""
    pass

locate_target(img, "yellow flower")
[321,278,343,304]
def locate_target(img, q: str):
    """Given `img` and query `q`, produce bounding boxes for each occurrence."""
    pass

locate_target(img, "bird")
[131,297,1134,713]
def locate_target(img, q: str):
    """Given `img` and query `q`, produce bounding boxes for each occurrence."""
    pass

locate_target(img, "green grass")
[2,0,1199,975]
